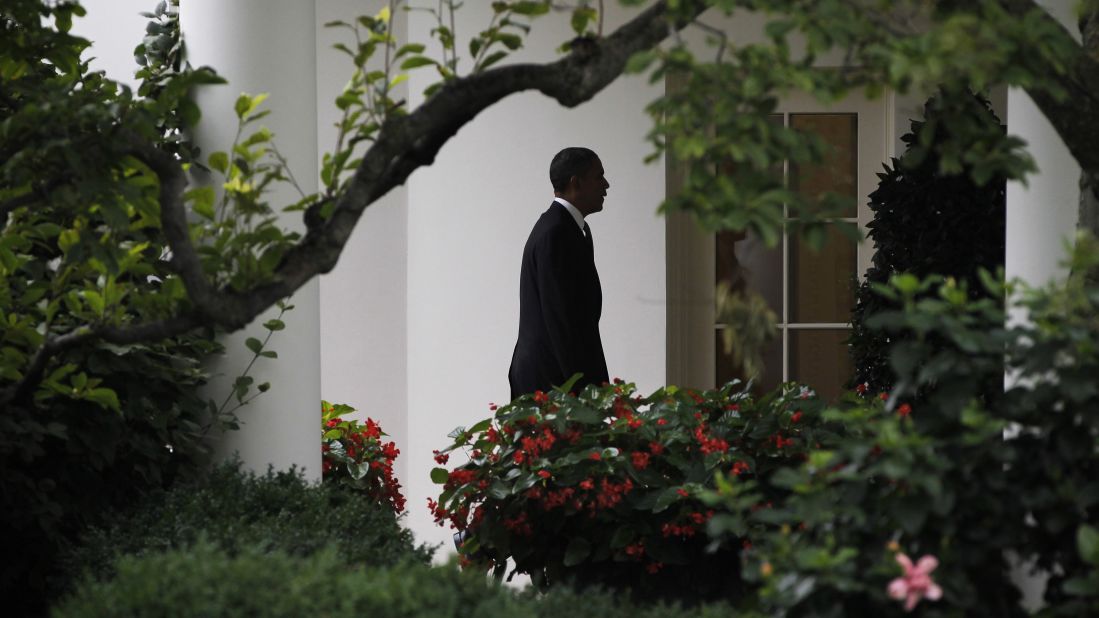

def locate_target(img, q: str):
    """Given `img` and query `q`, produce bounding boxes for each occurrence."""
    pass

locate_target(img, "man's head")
[550,147,609,216]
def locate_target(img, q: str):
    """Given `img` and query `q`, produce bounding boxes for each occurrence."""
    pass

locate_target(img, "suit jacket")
[509,202,609,399]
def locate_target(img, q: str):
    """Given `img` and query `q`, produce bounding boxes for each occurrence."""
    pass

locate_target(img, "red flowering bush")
[430,378,833,604]
[322,401,406,514]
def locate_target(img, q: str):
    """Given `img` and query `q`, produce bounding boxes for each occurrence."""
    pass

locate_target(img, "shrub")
[848,90,1006,393]
[61,461,432,591]
[54,541,737,618]
[701,238,1099,616]
[321,400,406,513]
[430,378,836,605]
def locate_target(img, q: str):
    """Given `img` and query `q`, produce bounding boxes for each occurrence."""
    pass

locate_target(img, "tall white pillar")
[181,1,321,479]
[1005,0,1080,290]
[1004,3,1080,610]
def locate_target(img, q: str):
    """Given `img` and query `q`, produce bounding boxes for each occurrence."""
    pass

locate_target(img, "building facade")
[77,0,1080,556]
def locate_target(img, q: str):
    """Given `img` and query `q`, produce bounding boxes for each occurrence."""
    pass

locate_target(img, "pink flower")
[888,553,943,612]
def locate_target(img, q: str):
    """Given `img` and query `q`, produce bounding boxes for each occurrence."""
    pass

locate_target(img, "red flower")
[731,461,750,476]
[656,418,668,426]
[588,452,602,461]
[432,450,449,465]
[649,441,665,455]
[326,419,340,429]
[646,561,664,574]
[489,402,498,411]
[791,410,803,424]
[445,468,477,488]
[513,450,526,464]
[897,403,912,417]
[579,478,594,490]
[485,427,499,443]
[630,451,650,470]
[676,488,689,498]
[363,418,381,439]
[624,542,645,560]
[533,390,548,404]
[856,382,868,395]
[725,403,740,411]
[537,469,552,479]
[879,392,889,401]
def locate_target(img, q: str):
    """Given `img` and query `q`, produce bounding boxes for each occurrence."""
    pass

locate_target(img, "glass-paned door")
[711,95,885,401]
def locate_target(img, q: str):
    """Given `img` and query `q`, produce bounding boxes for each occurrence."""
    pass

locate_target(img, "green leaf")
[653,487,683,513]
[187,186,216,220]
[85,387,121,412]
[479,51,509,71]
[400,56,437,70]
[570,7,596,35]
[469,418,492,434]
[395,43,426,58]
[431,467,450,484]
[1078,525,1099,566]
[625,50,657,74]
[234,92,269,119]
[245,337,263,354]
[263,319,285,331]
[563,536,591,566]
[609,526,633,549]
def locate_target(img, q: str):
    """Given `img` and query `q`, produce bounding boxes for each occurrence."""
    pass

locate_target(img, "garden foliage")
[55,541,738,618]
[848,91,1006,393]
[431,377,834,604]
[61,460,431,592]
[321,400,406,513]
[700,239,1099,617]
[0,2,221,610]
[1,2,302,610]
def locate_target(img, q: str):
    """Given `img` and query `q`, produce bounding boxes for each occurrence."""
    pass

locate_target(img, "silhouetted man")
[508,147,610,400]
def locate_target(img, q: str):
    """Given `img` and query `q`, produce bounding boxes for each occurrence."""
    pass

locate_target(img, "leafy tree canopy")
[2,0,1098,407]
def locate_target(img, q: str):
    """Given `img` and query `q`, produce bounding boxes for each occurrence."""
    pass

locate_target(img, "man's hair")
[549,147,599,192]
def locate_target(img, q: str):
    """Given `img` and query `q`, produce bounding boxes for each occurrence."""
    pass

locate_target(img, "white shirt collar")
[553,197,586,233]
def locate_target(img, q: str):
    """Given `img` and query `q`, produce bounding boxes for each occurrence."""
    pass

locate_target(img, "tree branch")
[0,312,204,407]
[1,1,704,407]
[122,132,220,316]
[997,0,1099,175]
[204,0,705,329]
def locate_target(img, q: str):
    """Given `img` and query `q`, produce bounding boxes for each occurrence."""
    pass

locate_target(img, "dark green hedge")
[54,542,737,618]
[60,461,432,592]
[848,90,1006,392]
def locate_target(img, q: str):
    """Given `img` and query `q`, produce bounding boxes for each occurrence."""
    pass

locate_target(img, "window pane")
[789,225,856,323]
[789,329,853,402]
[790,114,857,218]
[715,329,782,394]
[716,231,783,317]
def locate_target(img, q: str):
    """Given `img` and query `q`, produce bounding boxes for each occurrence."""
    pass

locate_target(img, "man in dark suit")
[509,147,611,400]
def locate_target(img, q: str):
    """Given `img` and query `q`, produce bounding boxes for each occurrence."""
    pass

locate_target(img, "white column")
[181,1,321,479]
[314,1,411,488]
[1005,0,1080,290]
[1004,2,1079,610]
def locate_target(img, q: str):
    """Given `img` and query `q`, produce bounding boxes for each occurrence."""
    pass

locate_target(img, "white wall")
[72,0,149,88]
[181,0,322,479]
[401,3,667,552]
[1007,0,1080,291]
